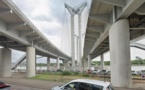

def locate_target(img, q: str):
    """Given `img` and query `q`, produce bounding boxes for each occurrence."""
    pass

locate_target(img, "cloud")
[11,0,145,64]
[32,20,62,36]
[11,0,90,60]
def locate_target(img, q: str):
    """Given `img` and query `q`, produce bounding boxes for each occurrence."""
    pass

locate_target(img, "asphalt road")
[10,84,47,90]
[0,76,144,90]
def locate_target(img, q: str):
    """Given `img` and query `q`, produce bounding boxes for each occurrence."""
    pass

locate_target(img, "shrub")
[83,73,89,77]
[61,71,72,76]
[73,71,79,75]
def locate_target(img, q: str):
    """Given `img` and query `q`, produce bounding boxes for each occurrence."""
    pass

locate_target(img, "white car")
[51,79,114,90]
[92,70,101,74]
[131,71,138,75]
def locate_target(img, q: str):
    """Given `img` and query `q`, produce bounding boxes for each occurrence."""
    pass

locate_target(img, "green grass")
[29,72,145,84]
[30,72,110,82]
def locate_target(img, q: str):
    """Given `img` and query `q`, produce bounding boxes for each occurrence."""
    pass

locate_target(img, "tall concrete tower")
[65,4,77,69]
[65,2,87,70]
[76,3,87,67]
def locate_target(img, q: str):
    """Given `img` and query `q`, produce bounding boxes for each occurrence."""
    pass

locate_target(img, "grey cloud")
[32,15,53,22]
[12,0,34,16]
[41,28,60,36]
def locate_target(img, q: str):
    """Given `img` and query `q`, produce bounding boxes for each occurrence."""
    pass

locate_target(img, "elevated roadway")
[84,0,145,59]
[83,0,145,88]
[0,0,70,60]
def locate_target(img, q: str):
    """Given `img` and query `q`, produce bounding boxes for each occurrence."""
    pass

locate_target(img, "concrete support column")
[63,60,67,67]
[84,60,87,67]
[100,54,104,70]
[47,57,50,71]
[71,15,75,69]
[109,19,132,87]
[26,46,36,77]
[57,57,60,69]
[78,15,82,67]
[88,55,91,69]
[0,48,11,77]
[63,60,69,70]
[84,60,88,70]
[63,60,65,70]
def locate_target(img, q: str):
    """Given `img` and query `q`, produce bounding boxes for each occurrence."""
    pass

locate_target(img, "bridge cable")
[60,2,66,51]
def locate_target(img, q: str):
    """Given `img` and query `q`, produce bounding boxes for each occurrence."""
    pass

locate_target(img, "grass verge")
[30,73,110,82]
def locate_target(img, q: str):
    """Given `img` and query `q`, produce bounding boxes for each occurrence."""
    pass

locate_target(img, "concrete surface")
[26,47,36,77]
[0,76,145,90]
[11,84,46,90]
[0,48,11,77]
[0,77,64,90]
[109,19,132,87]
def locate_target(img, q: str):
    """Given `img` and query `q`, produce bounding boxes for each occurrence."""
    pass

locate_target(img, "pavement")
[11,84,47,90]
[0,77,65,90]
[0,75,145,90]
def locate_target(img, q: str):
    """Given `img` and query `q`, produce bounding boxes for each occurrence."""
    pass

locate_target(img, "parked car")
[0,81,10,90]
[105,71,111,75]
[87,69,92,74]
[92,70,100,74]
[51,79,114,90]
[136,71,142,75]
[57,69,63,72]
[98,70,107,75]
[141,70,145,75]
[131,71,138,75]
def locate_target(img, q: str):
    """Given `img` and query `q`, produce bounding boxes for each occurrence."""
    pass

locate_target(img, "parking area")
[0,77,145,90]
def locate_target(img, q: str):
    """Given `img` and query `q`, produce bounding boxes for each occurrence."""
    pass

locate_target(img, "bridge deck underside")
[0,0,70,60]
[0,35,56,58]
[84,0,145,59]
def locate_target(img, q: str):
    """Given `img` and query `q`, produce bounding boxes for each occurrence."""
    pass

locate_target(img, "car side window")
[64,82,78,90]
[78,83,91,90]
[91,84,103,90]
[107,85,114,90]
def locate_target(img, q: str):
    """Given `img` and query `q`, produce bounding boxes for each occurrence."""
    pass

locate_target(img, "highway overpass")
[0,0,70,77]
[83,0,145,88]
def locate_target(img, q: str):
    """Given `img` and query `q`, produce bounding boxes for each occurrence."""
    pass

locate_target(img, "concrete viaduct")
[83,0,145,88]
[0,0,70,78]
[0,0,145,88]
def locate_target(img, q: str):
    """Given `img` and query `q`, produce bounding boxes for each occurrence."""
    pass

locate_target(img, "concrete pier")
[57,57,60,69]
[0,48,11,77]
[26,47,36,77]
[47,57,50,71]
[100,54,104,70]
[109,19,132,87]
[88,55,91,69]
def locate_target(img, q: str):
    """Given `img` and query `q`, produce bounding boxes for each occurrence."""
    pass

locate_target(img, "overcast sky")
[11,0,145,63]
[11,0,90,63]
